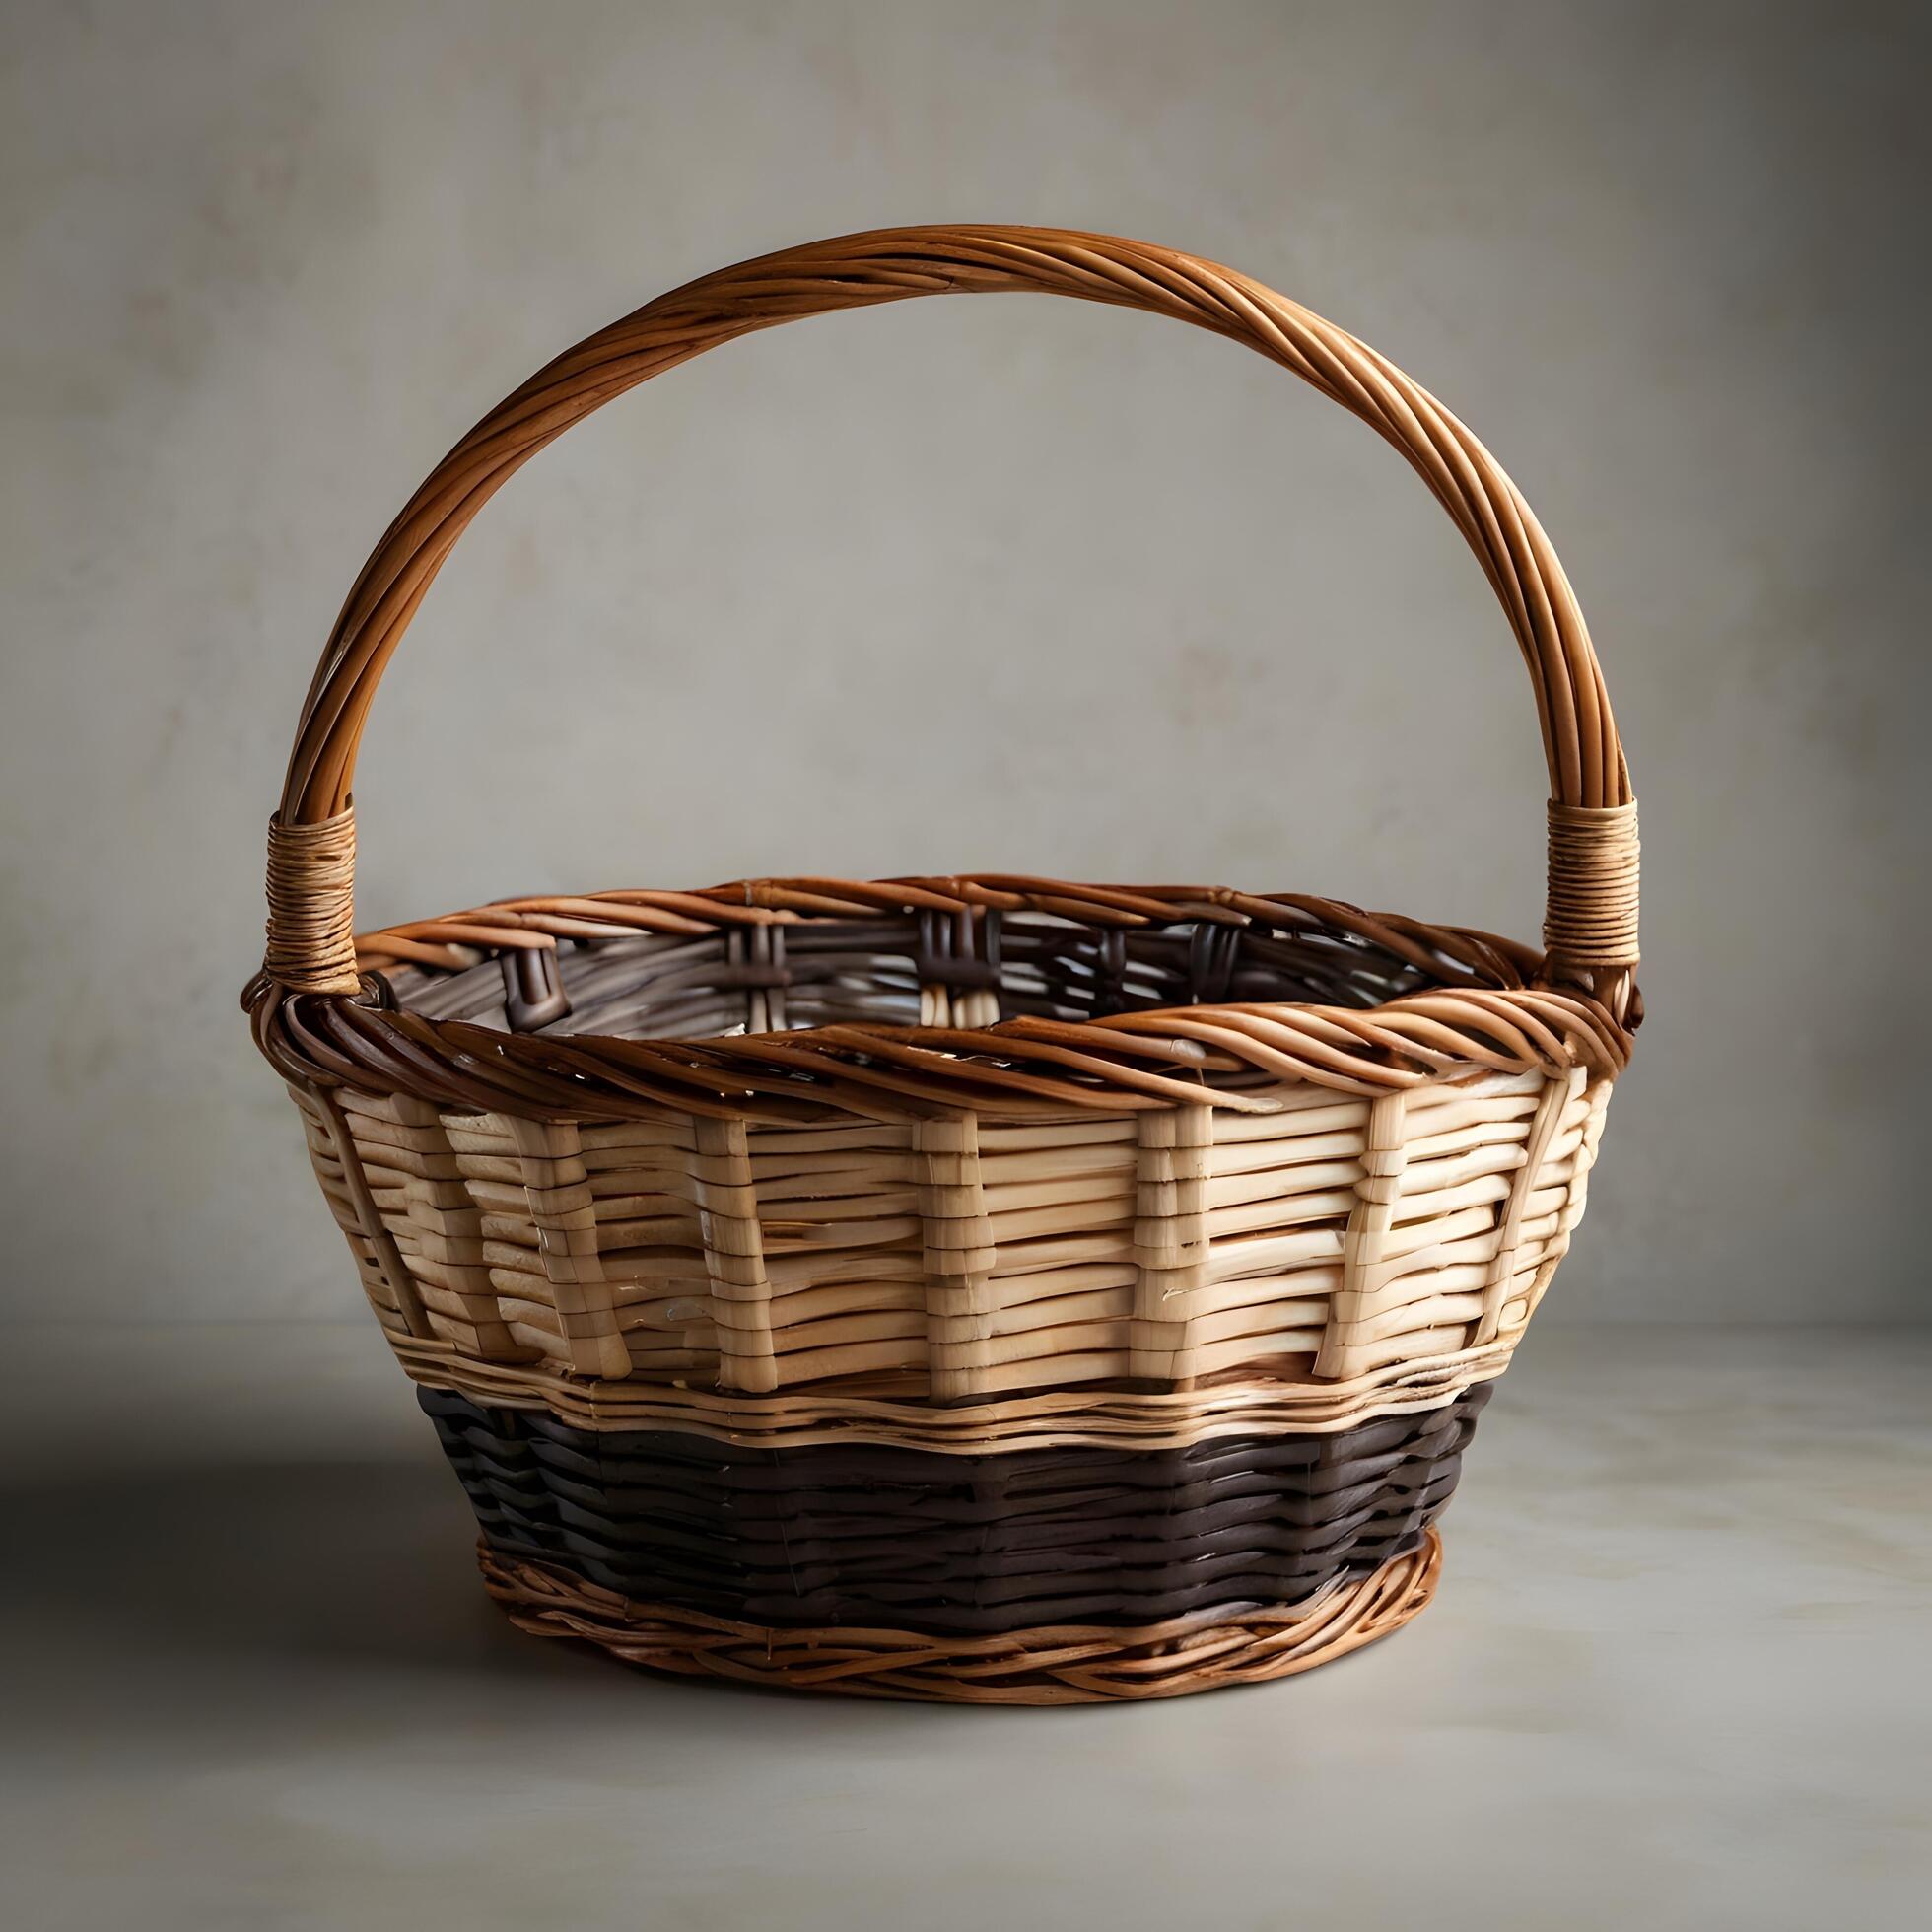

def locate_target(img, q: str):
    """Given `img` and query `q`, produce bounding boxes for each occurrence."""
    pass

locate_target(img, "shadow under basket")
[247,226,1640,1703]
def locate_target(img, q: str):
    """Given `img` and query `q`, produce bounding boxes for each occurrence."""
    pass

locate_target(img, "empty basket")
[247,226,1640,1702]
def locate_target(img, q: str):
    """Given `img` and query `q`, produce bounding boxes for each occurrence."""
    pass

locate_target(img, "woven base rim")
[476,1527,1444,1704]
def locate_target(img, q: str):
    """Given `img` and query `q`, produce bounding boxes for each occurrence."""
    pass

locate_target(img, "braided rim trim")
[477,1529,1442,1703]
[248,977,1627,1120]
[392,1335,1514,1450]
[243,877,1629,1121]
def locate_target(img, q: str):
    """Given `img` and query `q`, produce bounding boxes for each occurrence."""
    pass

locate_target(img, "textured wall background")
[3,0,1925,1324]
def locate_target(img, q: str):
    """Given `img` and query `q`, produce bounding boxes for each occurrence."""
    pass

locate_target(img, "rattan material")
[248,226,1642,1698]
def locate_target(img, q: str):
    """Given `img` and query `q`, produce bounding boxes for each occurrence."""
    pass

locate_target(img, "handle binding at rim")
[264,225,1638,1002]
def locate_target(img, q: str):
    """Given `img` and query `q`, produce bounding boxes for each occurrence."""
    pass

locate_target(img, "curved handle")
[265,225,1637,1000]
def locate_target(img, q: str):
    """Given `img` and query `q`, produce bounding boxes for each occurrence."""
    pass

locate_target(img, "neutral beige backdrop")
[2,0,1924,1324]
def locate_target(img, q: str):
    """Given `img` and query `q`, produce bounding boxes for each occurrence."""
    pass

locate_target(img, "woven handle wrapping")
[267,225,1637,999]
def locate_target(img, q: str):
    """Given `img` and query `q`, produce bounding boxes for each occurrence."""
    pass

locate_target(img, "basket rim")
[246,871,1632,1124]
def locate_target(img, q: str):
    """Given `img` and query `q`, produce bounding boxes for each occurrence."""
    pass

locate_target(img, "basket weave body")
[248,228,1639,1702]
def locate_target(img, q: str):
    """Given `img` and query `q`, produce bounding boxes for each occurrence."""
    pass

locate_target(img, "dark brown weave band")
[421,1383,1488,1637]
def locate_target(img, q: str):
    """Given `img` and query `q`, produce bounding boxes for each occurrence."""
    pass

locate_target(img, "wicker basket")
[247,227,1639,1703]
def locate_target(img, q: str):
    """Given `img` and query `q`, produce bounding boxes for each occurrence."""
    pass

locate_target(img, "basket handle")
[266,225,1637,1004]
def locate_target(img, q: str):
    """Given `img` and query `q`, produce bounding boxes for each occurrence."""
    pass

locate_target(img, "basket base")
[477,1527,1443,1704]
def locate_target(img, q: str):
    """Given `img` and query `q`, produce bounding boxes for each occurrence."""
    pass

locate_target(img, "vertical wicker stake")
[1528,1073,1610,1321]
[692,1117,778,1394]
[246,226,1641,1700]
[388,1094,522,1360]
[915,1116,1000,1400]
[1130,1106,1213,1385]
[1316,1091,1411,1382]
[508,1118,631,1380]
[1471,1073,1573,1347]
[300,1084,433,1343]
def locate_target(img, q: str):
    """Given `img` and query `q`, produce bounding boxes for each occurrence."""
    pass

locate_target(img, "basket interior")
[376,902,1481,1045]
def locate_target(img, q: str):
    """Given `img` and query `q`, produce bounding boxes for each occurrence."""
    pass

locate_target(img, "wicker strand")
[1544,802,1640,967]
[265,806,360,994]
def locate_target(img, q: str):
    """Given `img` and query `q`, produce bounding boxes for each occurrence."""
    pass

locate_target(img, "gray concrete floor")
[2,1322,1926,1931]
